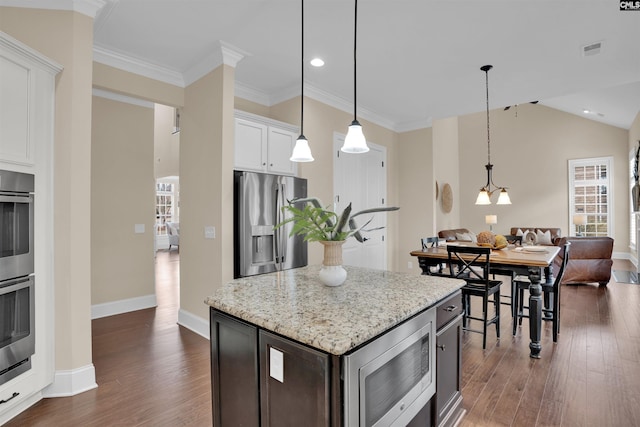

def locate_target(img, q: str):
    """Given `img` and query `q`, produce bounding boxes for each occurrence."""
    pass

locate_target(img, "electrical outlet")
[408,261,413,269]
[269,347,284,383]
[204,226,216,239]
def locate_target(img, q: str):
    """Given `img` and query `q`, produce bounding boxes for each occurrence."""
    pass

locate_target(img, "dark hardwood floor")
[5,254,640,426]
[5,249,212,427]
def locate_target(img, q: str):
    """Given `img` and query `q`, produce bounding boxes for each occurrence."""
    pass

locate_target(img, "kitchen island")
[205,265,465,426]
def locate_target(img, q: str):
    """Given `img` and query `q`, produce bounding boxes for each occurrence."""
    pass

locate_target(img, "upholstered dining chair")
[446,245,502,349]
[512,242,571,342]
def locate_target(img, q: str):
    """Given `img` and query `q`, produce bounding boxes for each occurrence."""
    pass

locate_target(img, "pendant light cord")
[485,66,491,166]
[353,0,358,122]
[300,0,304,135]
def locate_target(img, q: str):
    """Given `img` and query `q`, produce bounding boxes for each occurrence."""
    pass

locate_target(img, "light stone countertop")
[205,265,464,355]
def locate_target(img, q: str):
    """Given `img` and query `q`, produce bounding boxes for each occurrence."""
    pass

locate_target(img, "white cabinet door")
[267,127,296,175]
[235,118,268,172]
[0,50,34,165]
[234,114,298,176]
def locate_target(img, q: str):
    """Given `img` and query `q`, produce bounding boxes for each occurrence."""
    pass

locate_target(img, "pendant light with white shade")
[341,0,369,154]
[290,0,314,162]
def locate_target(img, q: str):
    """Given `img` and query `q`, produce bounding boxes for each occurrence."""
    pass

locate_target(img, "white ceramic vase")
[319,241,347,287]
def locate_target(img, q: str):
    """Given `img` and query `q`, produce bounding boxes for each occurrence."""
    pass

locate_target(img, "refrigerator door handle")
[274,184,281,268]
[274,182,287,270]
[279,183,287,266]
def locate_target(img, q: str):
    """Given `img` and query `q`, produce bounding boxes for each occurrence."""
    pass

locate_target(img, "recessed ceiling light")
[583,109,591,114]
[310,58,324,67]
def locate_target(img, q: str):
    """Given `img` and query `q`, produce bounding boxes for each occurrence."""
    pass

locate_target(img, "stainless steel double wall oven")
[0,170,35,385]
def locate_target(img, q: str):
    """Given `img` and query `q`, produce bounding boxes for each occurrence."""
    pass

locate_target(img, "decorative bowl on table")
[476,232,507,250]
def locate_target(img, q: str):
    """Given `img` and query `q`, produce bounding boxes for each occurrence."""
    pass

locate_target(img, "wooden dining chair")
[489,235,523,317]
[512,242,571,342]
[446,245,502,349]
[420,237,444,275]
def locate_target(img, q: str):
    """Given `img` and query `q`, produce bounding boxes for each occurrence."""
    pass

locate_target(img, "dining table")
[410,242,561,359]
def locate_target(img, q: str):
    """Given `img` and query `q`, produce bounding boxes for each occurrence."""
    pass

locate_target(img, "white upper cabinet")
[234,111,298,176]
[0,32,61,167]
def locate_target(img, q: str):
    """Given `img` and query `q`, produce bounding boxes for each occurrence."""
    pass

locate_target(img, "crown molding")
[183,41,249,86]
[93,45,185,87]
[394,117,433,133]
[234,82,272,106]
[91,45,423,132]
[0,0,106,18]
[0,30,63,75]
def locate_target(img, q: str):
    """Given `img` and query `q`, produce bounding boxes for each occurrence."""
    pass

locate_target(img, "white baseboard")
[91,294,157,319]
[42,364,97,398]
[177,309,209,340]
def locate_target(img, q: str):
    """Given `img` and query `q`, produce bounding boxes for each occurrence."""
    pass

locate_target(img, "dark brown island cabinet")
[210,290,464,427]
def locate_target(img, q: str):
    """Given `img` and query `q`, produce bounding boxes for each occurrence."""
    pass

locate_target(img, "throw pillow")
[536,229,552,245]
[516,228,529,236]
[455,232,477,243]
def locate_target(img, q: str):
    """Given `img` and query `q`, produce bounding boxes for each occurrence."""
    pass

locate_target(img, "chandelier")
[475,65,511,205]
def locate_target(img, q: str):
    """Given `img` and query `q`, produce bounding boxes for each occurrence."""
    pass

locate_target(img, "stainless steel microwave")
[343,307,436,427]
[0,170,34,282]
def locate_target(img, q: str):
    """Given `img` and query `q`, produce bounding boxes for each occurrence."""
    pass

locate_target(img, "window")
[568,157,613,238]
[155,181,179,235]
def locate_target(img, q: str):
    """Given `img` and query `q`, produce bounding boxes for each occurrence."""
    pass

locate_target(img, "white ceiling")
[12,0,640,131]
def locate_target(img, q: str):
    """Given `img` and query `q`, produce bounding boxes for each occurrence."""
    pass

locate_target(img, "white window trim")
[568,156,614,238]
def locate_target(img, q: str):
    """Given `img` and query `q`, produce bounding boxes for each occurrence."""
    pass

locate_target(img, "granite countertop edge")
[205,265,464,355]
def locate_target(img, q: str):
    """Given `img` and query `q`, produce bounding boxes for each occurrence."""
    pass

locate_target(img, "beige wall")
[397,128,433,273]
[433,117,461,232]
[180,65,235,320]
[93,62,184,108]
[0,7,94,370]
[154,104,180,179]
[91,96,156,304]
[458,103,630,252]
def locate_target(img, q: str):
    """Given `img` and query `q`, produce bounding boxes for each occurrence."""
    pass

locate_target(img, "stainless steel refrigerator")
[234,171,308,278]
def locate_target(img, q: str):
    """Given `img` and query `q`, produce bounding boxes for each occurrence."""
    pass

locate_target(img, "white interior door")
[333,133,387,269]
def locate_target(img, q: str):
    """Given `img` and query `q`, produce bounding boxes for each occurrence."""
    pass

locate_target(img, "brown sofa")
[509,227,562,246]
[554,236,613,286]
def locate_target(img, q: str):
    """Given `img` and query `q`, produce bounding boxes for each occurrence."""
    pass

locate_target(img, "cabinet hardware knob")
[444,305,458,312]
[438,344,446,351]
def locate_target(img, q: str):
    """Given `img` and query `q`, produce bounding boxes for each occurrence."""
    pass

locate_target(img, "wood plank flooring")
[5,249,212,427]
[5,254,640,426]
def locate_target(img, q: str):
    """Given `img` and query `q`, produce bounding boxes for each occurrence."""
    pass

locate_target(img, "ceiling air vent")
[582,41,602,57]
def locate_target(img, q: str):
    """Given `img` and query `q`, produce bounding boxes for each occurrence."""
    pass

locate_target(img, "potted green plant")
[276,197,399,286]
